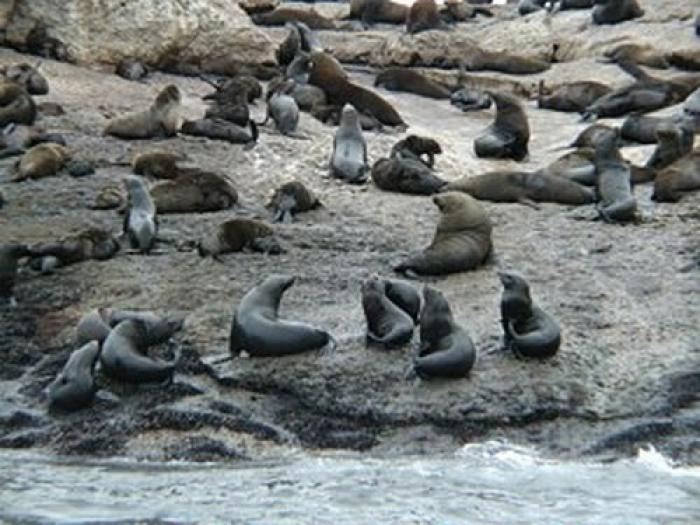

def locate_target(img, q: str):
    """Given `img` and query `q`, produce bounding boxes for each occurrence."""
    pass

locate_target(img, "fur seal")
[197,218,282,258]
[645,119,694,170]
[252,7,336,29]
[330,104,368,184]
[371,157,447,195]
[277,23,302,67]
[267,180,321,223]
[391,135,442,168]
[667,49,700,72]
[411,286,476,379]
[395,192,492,276]
[123,175,157,253]
[594,130,637,222]
[100,320,181,384]
[92,184,125,210]
[651,151,700,202]
[76,308,183,346]
[262,79,300,136]
[205,93,249,127]
[440,1,493,23]
[620,114,672,144]
[362,276,415,348]
[10,142,68,181]
[450,88,492,112]
[558,0,594,8]
[150,168,238,213]
[463,50,550,75]
[447,170,595,206]
[131,150,186,179]
[308,52,405,127]
[383,278,421,323]
[518,0,548,16]
[28,228,119,273]
[348,0,409,25]
[0,243,30,304]
[180,118,258,145]
[104,84,181,139]
[0,82,37,127]
[474,91,530,162]
[540,148,597,185]
[406,0,446,34]
[600,44,669,69]
[203,75,262,105]
[499,271,561,358]
[1,63,49,95]
[567,124,618,149]
[592,0,643,25]
[537,81,611,113]
[116,59,148,81]
[374,68,450,99]
[229,274,336,357]
[47,341,101,412]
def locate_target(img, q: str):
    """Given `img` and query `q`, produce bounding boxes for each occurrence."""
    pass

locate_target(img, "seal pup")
[594,130,637,222]
[474,91,530,161]
[131,150,187,179]
[205,92,250,128]
[261,79,300,136]
[592,0,643,25]
[230,274,336,357]
[150,168,238,213]
[645,119,694,170]
[123,175,157,253]
[394,192,492,276]
[104,84,181,139]
[406,0,446,35]
[10,142,68,181]
[202,75,262,105]
[1,62,49,95]
[180,118,258,145]
[391,135,442,168]
[101,320,181,384]
[537,81,611,113]
[0,82,37,127]
[0,243,30,305]
[267,180,321,223]
[383,278,421,323]
[197,218,282,258]
[374,68,450,100]
[652,151,700,202]
[46,342,101,412]
[362,276,415,348]
[499,272,561,358]
[450,88,492,112]
[410,286,476,379]
[330,104,368,184]
[371,157,447,195]
[28,228,120,273]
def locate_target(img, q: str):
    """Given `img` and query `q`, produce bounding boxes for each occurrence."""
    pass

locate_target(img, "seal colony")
[0,0,699,463]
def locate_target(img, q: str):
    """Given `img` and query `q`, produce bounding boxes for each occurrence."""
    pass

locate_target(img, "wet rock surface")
[0,0,699,464]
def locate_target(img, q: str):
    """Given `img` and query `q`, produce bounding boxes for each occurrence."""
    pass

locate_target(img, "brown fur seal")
[180,118,258,145]
[309,52,405,127]
[372,157,447,195]
[592,0,643,25]
[104,84,181,139]
[0,243,30,305]
[540,148,597,185]
[374,68,450,99]
[391,135,442,168]
[123,175,157,253]
[645,119,694,170]
[92,184,126,210]
[230,274,336,357]
[277,23,302,67]
[447,170,595,206]
[651,150,700,202]
[600,44,669,69]
[151,168,238,213]
[620,114,672,144]
[361,275,414,348]
[1,63,49,95]
[311,104,382,131]
[394,192,492,276]
[349,0,409,25]
[594,130,637,222]
[131,150,187,179]
[537,80,611,113]
[46,341,101,412]
[330,104,368,184]
[567,124,618,149]
[10,142,68,181]
[205,93,250,128]
[440,1,493,23]
[252,7,336,29]
[406,0,446,34]
[463,50,550,75]
[198,218,282,258]
[267,180,321,223]
[0,124,65,159]
[27,228,119,274]
[0,82,37,127]
[474,91,530,161]
[518,0,548,16]
[558,0,594,8]
[203,75,262,104]
[101,320,181,384]
[667,49,700,72]
[499,271,561,358]
[411,285,476,379]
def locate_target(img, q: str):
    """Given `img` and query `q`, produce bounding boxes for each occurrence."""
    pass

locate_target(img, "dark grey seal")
[47,341,101,412]
[362,276,415,348]
[594,129,637,222]
[330,104,368,184]
[474,91,530,162]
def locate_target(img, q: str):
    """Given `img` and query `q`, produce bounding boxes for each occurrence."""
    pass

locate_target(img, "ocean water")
[1,442,699,524]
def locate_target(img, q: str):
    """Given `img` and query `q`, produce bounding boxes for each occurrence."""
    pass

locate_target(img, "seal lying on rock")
[348,0,409,25]
[230,274,336,357]
[450,88,492,112]
[10,142,68,181]
[202,75,262,105]
[600,44,669,69]
[101,320,181,384]
[76,308,184,346]
[594,130,637,222]
[592,0,643,25]
[252,7,337,29]
[621,114,672,144]
[46,341,101,412]
[645,119,694,171]
[474,91,530,162]
[150,169,238,213]
[0,81,37,127]
[104,84,181,139]
[406,0,446,34]
[567,124,618,149]
[330,104,368,184]
[197,219,282,258]
[537,81,611,113]
[267,180,321,223]
[411,286,476,379]
[395,192,492,276]
[384,278,421,323]
[362,276,415,348]
[123,175,157,253]
[391,135,442,168]
[374,68,450,100]
[131,149,187,179]
[0,243,30,305]
[499,271,561,358]
[651,150,700,202]
[27,228,119,274]
[540,148,597,185]
[371,157,447,195]
[1,63,49,95]
[447,170,595,206]
[180,118,258,145]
